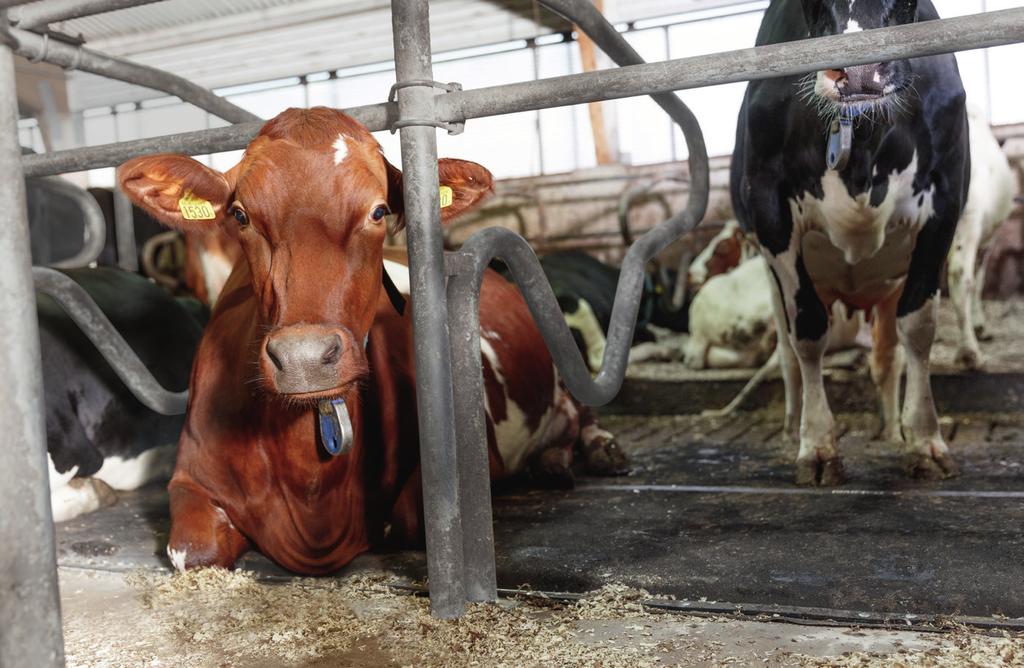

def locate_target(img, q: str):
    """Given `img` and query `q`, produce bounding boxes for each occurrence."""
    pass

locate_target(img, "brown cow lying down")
[119,107,626,575]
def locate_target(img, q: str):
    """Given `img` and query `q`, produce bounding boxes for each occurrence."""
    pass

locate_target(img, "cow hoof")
[954,346,984,371]
[531,448,576,489]
[905,451,960,480]
[582,438,630,477]
[795,457,845,487]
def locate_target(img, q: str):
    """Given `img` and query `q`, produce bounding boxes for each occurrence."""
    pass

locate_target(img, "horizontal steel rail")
[33,267,188,415]
[18,7,1024,178]
[7,26,258,124]
[21,104,393,177]
[33,176,107,268]
[10,0,165,30]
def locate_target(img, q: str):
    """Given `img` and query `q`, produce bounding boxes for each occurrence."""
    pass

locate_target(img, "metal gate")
[1,1,1022,665]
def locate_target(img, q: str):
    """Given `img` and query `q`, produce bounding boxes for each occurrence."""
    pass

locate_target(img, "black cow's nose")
[264,328,345,394]
[836,63,886,97]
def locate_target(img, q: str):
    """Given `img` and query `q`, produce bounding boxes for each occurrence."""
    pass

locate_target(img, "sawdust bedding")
[62,568,1024,667]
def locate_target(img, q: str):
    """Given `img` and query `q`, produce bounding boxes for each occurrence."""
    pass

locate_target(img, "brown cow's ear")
[118,154,232,231]
[384,157,493,231]
[437,158,493,223]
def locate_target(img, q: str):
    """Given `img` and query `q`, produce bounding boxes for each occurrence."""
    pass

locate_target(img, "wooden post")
[575,0,615,165]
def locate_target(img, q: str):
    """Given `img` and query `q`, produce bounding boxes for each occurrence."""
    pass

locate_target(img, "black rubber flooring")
[57,411,1024,619]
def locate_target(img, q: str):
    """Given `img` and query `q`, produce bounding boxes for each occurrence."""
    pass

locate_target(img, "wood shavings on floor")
[60,567,1024,668]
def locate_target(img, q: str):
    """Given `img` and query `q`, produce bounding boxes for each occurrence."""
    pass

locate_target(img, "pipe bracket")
[388,79,465,135]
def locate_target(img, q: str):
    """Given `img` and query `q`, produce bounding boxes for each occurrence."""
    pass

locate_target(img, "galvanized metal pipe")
[8,26,258,124]
[17,8,1024,178]
[11,0,165,31]
[436,7,1024,123]
[391,0,466,619]
[446,254,496,604]
[21,100,396,176]
[113,187,137,271]
[0,33,65,668]
[35,175,107,268]
[32,267,188,415]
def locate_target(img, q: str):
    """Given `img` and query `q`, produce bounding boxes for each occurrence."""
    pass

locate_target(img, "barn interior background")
[16,0,1024,289]
[8,0,1024,666]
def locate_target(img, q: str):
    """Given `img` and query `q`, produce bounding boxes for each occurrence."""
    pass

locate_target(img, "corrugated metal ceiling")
[56,0,760,111]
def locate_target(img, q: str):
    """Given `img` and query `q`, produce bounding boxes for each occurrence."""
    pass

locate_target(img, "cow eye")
[230,204,248,227]
[370,205,389,222]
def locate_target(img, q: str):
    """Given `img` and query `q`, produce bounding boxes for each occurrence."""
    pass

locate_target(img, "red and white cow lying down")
[119,107,625,574]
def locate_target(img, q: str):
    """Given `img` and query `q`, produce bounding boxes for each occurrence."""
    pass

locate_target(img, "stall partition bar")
[391,0,467,619]
[0,24,65,668]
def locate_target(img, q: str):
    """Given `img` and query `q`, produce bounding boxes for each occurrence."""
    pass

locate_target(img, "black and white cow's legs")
[869,291,904,442]
[947,211,985,370]
[766,263,802,442]
[767,255,844,486]
[896,295,960,479]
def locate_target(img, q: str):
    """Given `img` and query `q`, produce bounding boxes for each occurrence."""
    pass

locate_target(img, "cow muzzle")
[821,63,891,102]
[262,324,359,396]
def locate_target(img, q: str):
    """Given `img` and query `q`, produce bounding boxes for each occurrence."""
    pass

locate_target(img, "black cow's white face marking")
[799,0,918,123]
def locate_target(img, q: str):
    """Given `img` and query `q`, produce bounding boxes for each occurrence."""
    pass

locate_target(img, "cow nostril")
[321,335,343,366]
[265,341,284,372]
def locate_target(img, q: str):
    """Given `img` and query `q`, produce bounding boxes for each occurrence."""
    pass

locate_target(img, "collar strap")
[382,263,407,316]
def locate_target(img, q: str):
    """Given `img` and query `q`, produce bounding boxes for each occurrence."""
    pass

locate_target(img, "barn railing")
[1,1,1023,664]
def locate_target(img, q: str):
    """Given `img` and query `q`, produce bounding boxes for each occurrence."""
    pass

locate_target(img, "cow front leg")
[766,256,843,486]
[870,291,904,442]
[167,481,250,571]
[896,296,960,479]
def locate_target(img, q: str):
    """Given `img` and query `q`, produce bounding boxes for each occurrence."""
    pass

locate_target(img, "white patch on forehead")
[333,133,351,165]
[382,259,410,295]
[167,546,187,572]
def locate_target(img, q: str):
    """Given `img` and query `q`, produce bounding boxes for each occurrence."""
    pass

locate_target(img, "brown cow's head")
[120,107,492,401]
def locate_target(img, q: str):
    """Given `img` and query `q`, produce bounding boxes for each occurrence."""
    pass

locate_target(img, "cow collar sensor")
[317,397,353,456]
[826,107,866,172]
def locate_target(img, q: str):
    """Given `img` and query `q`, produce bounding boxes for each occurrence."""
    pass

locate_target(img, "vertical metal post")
[0,17,66,668]
[391,0,466,618]
[447,258,497,602]
[113,188,138,271]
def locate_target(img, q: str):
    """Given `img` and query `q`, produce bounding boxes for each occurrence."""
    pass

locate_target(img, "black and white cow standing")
[41,268,206,521]
[731,0,970,485]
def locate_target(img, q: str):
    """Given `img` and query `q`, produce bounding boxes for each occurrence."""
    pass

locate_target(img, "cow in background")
[41,268,206,521]
[946,104,1016,370]
[732,0,970,485]
[119,107,627,574]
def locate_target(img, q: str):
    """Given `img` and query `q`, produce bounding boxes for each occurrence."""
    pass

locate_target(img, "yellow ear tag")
[438,185,454,209]
[178,192,217,221]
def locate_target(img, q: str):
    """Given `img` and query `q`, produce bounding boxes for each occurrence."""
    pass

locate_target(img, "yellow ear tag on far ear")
[438,185,454,209]
[178,191,216,221]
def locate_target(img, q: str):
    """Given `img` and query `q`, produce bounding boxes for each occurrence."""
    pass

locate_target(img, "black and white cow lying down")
[732,0,970,486]
[41,268,205,521]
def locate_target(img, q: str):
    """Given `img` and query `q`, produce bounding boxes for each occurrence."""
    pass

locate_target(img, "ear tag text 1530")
[178,192,217,220]
[439,185,453,209]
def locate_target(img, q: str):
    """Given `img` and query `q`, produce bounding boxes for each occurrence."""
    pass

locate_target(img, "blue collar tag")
[827,108,860,172]
[318,398,353,456]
